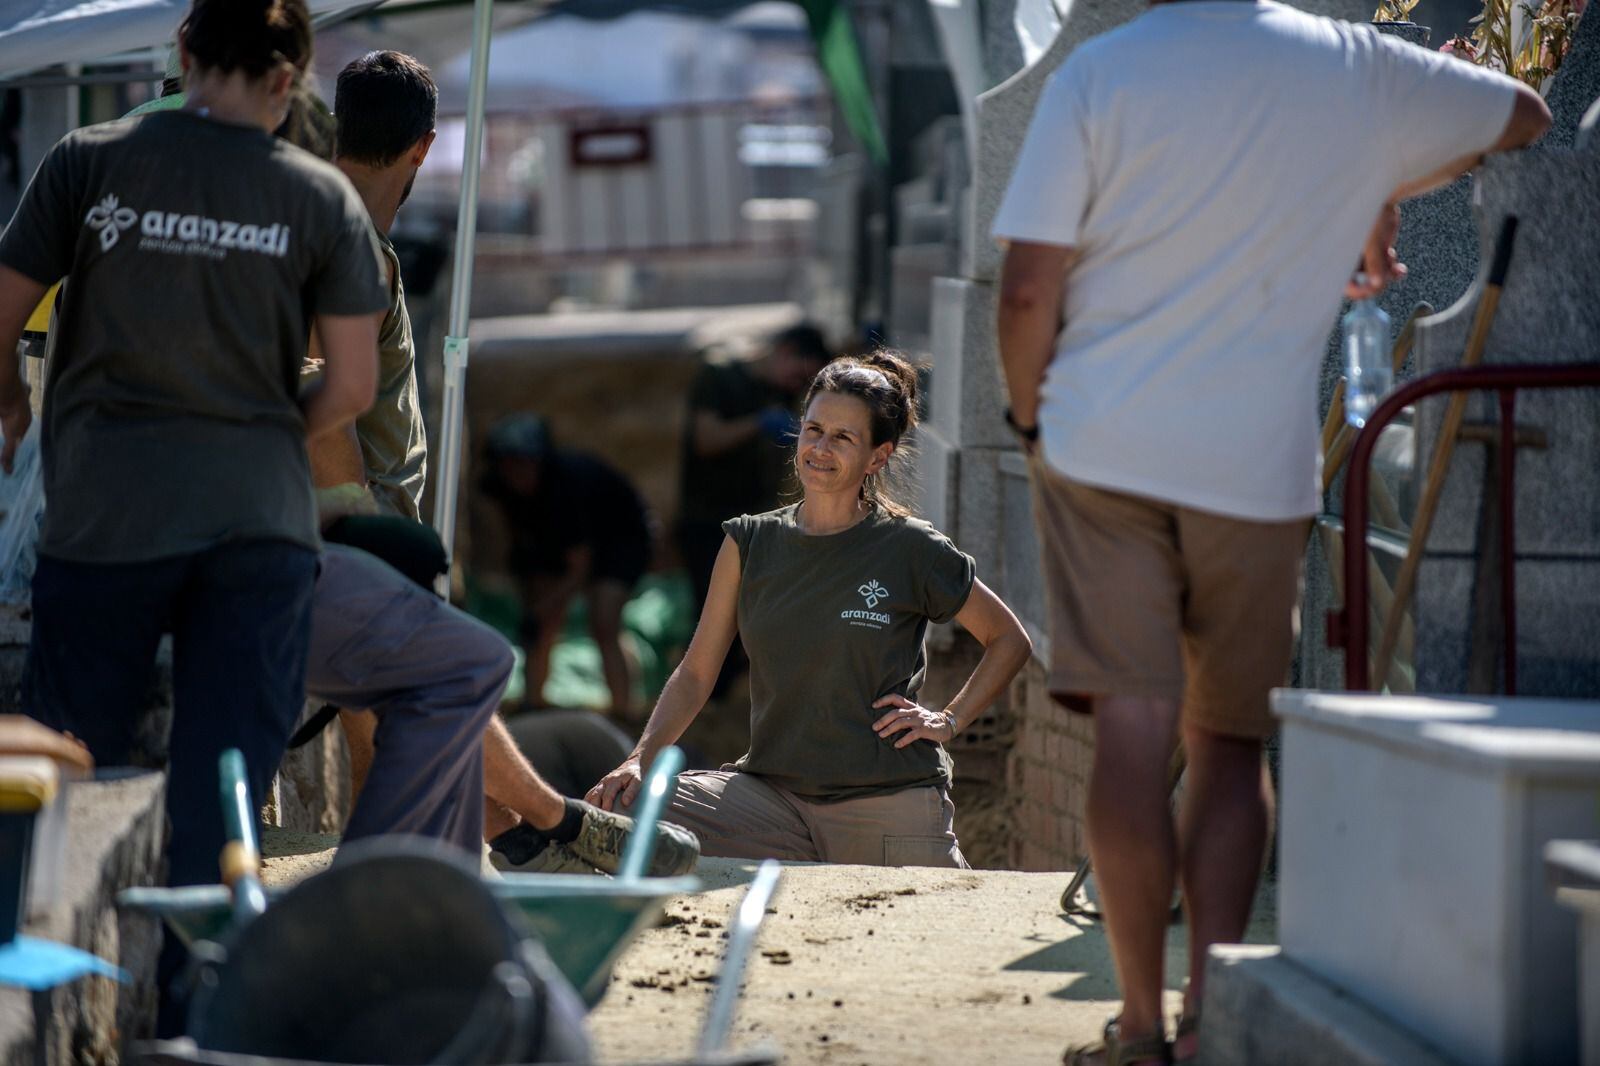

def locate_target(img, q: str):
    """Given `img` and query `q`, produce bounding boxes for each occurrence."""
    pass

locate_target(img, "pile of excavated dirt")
[259,834,1275,1065]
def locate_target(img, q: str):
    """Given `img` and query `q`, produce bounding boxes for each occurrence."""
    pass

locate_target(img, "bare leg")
[587,579,634,717]
[484,798,520,839]
[482,715,566,831]
[1176,724,1273,1054]
[339,708,376,802]
[521,578,569,709]
[1086,695,1182,1057]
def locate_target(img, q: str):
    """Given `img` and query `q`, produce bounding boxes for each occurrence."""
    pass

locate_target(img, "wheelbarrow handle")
[617,745,686,882]
[696,859,782,1059]
[217,750,266,922]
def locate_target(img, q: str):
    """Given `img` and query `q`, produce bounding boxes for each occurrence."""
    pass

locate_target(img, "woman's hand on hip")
[587,756,645,812]
[872,694,957,749]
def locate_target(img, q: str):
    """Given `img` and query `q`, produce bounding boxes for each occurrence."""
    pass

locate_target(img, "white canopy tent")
[0,0,500,580]
[0,0,402,80]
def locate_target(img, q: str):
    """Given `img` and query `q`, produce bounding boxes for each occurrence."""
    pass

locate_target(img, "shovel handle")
[697,859,782,1058]
[217,749,266,920]
[617,745,686,882]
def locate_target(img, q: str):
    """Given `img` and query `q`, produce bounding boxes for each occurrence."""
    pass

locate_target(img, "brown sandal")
[1064,1017,1172,1066]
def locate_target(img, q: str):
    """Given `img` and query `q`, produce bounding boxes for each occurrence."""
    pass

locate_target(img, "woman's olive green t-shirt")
[724,504,976,802]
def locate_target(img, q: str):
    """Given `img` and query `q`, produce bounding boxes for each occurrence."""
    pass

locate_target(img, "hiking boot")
[489,838,604,876]
[569,801,700,877]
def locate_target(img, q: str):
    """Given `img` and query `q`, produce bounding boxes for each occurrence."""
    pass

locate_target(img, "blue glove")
[758,406,799,444]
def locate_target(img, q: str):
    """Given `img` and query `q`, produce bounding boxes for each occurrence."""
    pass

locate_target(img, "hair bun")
[180,0,312,79]
[861,349,919,411]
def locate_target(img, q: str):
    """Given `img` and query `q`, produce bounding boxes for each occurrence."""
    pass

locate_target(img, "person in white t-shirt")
[993,3,1550,1062]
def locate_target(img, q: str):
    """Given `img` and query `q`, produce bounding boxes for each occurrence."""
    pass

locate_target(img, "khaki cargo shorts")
[1028,456,1305,738]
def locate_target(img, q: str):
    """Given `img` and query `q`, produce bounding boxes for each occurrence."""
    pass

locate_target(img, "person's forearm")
[0,343,25,407]
[631,664,714,763]
[997,314,1058,428]
[0,267,47,403]
[309,419,366,489]
[997,277,1066,428]
[301,379,371,442]
[943,629,1032,732]
[692,411,763,458]
[306,312,379,442]
[482,716,565,829]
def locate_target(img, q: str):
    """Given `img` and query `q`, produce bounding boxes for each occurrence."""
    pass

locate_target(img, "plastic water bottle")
[1342,277,1392,428]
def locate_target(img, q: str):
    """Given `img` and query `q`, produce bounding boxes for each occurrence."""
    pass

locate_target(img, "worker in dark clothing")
[482,414,652,718]
[677,324,831,693]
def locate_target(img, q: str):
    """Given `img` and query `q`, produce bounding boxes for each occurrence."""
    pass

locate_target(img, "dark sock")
[488,799,589,863]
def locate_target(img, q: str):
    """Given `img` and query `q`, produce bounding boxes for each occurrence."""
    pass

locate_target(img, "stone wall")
[0,772,166,1066]
[1408,60,1600,695]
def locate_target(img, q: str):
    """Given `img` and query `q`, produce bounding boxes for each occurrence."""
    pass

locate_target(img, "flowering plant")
[1441,0,1585,91]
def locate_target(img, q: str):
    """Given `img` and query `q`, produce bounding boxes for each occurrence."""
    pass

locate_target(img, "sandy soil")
[259,833,1275,1065]
[593,860,1275,1065]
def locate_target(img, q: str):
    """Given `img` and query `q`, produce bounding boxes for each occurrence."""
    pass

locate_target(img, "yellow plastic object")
[0,756,59,813]
[23,285,58,335]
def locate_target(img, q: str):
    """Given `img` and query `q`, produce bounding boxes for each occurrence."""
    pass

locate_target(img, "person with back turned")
[993,4,1551,1060]
[0,0,384,889]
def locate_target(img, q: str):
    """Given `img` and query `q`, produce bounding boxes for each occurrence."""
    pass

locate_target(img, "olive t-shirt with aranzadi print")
[723,504,976,802]
[0,110,388,563]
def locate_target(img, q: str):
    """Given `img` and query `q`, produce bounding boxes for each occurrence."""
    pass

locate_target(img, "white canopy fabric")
[0,0,382,80]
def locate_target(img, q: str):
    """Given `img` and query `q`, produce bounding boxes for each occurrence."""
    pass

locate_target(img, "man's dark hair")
[771,323,831,365]
[335,51,437,167]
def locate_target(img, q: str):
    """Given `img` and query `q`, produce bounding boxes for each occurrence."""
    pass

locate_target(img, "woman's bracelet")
[943,711,959,742]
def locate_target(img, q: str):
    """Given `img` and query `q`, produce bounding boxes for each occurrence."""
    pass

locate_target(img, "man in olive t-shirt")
[303,52,432,518]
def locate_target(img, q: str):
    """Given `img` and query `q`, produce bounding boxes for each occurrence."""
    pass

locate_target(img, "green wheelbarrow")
[130,747,786,1064]
[121,748,699,1007]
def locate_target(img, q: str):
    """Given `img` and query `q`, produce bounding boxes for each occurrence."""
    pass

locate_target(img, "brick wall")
[1003,660,1093,872]
[930,627,1093,873]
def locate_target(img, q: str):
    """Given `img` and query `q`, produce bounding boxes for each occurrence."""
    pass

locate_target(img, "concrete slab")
[1200,945,1455,1066]
[0,771,165,1066]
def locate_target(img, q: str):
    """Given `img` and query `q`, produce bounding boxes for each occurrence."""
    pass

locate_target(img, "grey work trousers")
[661,770,969,868]
[304,545,513,855]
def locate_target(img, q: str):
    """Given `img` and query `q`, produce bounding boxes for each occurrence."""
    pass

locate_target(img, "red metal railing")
[1332,363,1600,692]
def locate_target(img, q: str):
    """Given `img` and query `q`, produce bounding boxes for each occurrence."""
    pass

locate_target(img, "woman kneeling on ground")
[589,351,1030,867]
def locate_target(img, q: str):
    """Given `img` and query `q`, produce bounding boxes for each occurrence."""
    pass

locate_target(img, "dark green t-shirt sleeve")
[721,513,757,566]
[919,527,976,624]
[307,184,388,316]
[0,135,80,286]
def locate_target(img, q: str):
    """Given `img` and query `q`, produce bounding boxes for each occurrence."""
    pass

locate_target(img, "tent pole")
[431,0,494,591]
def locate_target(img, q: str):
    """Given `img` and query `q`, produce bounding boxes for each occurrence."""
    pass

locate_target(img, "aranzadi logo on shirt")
[84,194,291,260]
[841,579,892,630]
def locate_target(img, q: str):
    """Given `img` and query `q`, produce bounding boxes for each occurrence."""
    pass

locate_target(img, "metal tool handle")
[217,749,266,922]
[1371,215,1520,685]
[696,860,782,1058]
[617,745,686,882]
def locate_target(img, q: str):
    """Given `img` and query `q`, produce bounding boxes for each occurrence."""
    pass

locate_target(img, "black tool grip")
[1488,216,1519,288]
